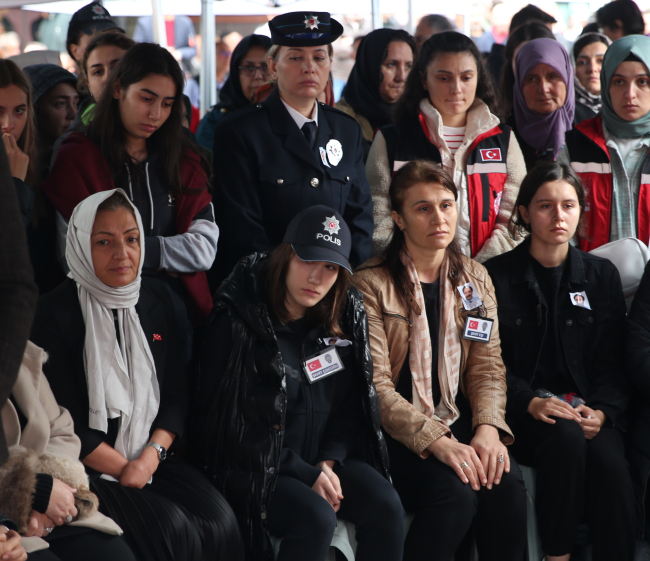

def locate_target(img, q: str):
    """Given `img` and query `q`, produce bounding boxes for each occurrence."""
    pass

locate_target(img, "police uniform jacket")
[211,88,373,287]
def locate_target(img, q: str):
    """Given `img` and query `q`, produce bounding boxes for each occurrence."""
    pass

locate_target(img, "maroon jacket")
[42,132,213,323]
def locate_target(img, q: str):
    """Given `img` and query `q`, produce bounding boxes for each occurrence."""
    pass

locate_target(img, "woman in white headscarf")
[30,189,244,561]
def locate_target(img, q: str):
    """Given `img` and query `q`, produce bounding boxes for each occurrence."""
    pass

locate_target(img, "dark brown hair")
[265,243,350,338]
[395,31,497,124]
[366,160,465,309]
[80,31,136,95]
[509,161,585,238]
[88,42,211,196]
[0,59,36,184]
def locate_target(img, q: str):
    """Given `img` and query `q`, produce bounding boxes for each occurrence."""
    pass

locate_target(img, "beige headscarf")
[66,189,159,461]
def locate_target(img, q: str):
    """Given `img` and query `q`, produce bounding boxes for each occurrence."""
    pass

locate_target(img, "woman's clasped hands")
[428,424,510,491]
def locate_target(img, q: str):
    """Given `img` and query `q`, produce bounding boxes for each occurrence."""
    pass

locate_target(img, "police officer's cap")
[283,205,352,274]
[269,12,343,47]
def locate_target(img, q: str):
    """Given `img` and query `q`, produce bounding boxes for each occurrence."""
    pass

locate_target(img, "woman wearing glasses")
[196,34,272,150]
[210,11,374,288]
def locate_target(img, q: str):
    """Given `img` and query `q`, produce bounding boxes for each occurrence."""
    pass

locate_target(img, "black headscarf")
[343,28,412,129]
[217,34,272,112]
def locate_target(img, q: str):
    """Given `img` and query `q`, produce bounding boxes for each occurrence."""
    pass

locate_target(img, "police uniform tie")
[301,121,317,150]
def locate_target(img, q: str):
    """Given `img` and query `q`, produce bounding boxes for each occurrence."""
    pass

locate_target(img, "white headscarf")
[66,189,160,461]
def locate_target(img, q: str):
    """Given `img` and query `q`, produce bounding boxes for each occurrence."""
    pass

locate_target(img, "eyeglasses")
[239,64,270,77]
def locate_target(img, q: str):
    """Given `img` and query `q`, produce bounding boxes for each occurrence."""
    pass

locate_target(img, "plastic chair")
[271,519,355,561]
[520,465,545,561]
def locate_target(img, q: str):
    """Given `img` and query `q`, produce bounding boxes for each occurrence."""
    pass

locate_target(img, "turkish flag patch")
[479,148,502,161]
[469,320,479,330]
[308,359,322,371]
[153,334,162,341]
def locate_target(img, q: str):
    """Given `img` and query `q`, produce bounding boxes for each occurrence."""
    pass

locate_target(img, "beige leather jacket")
[352,254,513,459]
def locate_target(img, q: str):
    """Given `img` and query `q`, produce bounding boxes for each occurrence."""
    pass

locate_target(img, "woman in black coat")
[210,11,374,289]
[484,162,633,561]
[30,190,243,561]
[191,205,403,561]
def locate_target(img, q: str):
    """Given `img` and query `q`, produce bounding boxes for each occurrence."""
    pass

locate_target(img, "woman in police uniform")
[210,12,373,289]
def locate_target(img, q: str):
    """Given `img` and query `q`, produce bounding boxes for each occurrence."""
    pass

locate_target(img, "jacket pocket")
[258,167,301,215]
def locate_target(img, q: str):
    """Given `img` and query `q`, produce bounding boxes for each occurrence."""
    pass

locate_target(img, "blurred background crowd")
[0,0,647,118]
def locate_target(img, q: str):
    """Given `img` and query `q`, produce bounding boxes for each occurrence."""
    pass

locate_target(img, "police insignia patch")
[323,215,341,235]
[326,139,343,166]
[304,14,320,29]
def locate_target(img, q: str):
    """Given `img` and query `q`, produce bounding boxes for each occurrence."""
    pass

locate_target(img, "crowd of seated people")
[3,2,650,560]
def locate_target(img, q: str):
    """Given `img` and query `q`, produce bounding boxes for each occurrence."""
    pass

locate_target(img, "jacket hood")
[213,252,273,339]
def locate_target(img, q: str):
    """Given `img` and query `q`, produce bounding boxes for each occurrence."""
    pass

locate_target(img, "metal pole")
[408,0,414,34]
[200,0,216,117]
[151,0,166,46]
[371,0,381,29]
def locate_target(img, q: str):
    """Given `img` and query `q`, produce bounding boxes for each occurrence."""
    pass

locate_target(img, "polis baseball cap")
[283,205,352,274]
[67,2,122,46]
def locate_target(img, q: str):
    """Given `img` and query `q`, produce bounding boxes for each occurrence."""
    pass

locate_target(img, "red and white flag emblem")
[479,149,502,161]
[469,320,479,330]
[153,334,162,341]
[308,359,322,371]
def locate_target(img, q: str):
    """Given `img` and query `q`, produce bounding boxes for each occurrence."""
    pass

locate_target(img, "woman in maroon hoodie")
[42,42,216,323]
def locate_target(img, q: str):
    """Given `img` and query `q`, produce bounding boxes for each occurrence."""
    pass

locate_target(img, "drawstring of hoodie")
[124,162,155,232]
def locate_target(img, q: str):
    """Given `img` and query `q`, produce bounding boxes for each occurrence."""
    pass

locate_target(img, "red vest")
[566,115,650,251]
[382,114,510,256]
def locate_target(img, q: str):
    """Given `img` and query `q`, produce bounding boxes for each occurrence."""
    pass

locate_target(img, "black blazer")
[484,239,629,427]
[30,277,191,459]
[210,87,373,289]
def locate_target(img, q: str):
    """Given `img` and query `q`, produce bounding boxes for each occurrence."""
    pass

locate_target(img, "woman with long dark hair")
[484,162,634,561]
[366,31,525,261]
[336,28,415,159]
[41,42,216,322]
[192,205,404,561]
[0,59,36,228]
[354,160,527,561]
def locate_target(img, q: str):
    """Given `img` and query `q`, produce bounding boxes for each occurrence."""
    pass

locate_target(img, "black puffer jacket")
[190,253,390,561]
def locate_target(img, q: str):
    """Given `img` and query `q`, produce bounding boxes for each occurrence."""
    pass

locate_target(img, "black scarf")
[217,34,272,112]
[342,28,405,130]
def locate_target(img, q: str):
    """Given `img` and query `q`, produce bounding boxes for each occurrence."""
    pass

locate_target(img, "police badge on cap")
[269,11,344,47]
[283,205,352,273]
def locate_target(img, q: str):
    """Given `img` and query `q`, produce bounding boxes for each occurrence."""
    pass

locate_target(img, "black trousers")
[90,456,244,561]
[267,458,404,561]
[508,414,635,560]
[29,529,136,561]
[385,410,527,561]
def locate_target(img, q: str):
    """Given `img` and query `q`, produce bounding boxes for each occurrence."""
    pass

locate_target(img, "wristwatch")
[146,442,167,461]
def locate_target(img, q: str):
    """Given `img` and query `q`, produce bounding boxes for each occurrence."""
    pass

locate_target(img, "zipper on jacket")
[301,341,317,461]
[382,312,412,326]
